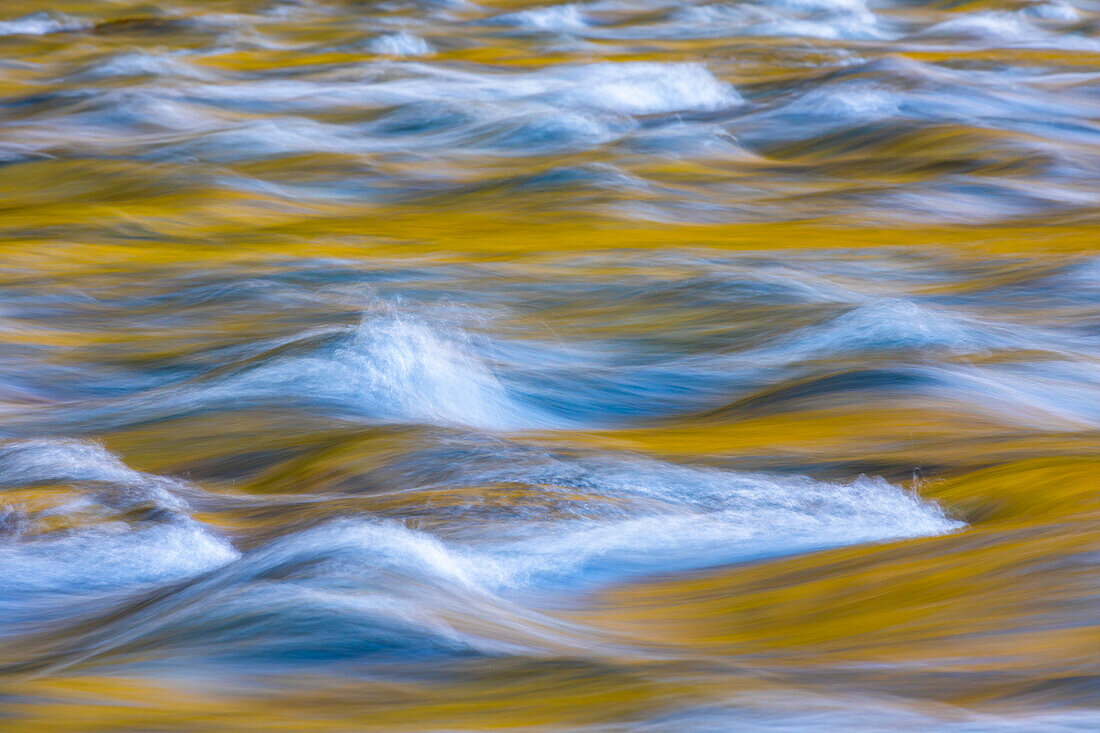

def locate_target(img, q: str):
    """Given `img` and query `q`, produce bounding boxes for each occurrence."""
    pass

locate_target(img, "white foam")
[0,521,238,596]
[551,62,739,115]
[224,314,535,429]
[368,32,434,57]
[1024,0,1080,21]
[774,299,1008,356]
[324,452,965,593]
[487,4,590,31]
[0,440,238,612]
[66,519,574,663]
[675,0,889,41]
[917,11,1100,51]
[143,456,958,652]
[69,50,211,81]
[785,82,901,121]
[175,117,359,160]
[922,11,1038,40]
[163,61,737,160]
[0,440,197,520]
[333,315,517,427]
[0,439,147,488]
[0,12,87,36]
[48,456,959,661]
[237,519,483,593]
[515,457,957,586]
[186,61,739,117]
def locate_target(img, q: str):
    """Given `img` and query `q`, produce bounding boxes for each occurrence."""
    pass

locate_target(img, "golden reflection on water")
[1,0,1100,730]
[3,228,1097,730]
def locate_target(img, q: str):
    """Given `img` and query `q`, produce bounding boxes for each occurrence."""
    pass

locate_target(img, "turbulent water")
[1,1,1099,731]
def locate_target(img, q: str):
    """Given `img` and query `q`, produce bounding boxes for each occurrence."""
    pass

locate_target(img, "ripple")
[0,444,961,670]
[0,440,238,625]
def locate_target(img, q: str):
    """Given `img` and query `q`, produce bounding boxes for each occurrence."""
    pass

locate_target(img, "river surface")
[0,1,1099,731]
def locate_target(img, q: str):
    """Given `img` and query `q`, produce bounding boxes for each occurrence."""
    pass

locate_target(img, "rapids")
[0,1,1099,731]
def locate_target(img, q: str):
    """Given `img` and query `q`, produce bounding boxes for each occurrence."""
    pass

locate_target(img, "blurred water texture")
[0,0,1099,730]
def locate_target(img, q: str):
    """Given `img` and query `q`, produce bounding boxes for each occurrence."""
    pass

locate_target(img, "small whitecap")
[917,10,1100,51]
[390,452,964,591]
[368,31,434,57]
[33,519,573,666]
[334,315,524,428]
[785,82,901,121]
[241,519,485,593]
[921,11,1038,40]
[0,438,148,489]
[0,521,239,599]
[0,12,87,36]
[172,117,358,161]
[489,109,618,151]
[677,0,889,41]
[487,4,590,31]
[752,299,1020,363]
[770,0,872,13]
[0,440,238,617]
[218,314,539,430]
[551,62,741,115]
[0,442,963,660]
[1022,1,1079,21]
[0,438,200,516]
[749,16,883,41]
[140,454,960,602]
[69,50,211,81]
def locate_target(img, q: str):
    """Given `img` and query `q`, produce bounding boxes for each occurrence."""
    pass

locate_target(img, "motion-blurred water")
[1,1,1099,731]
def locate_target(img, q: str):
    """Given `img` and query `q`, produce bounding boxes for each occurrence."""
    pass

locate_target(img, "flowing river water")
[1,1,1099,730]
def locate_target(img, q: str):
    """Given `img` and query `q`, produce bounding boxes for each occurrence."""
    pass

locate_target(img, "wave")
[486,4,591,32]
[677,0,890,42]
[0,440,238,626]
[66,50,213,82]
[418,451,965,590]
[215,313,538,430]
[0,441,961,671]
[214,298,1022,428]
[368,32,435,57]
[4,256,1097,435]
[916,9,1099,51]
[765,299,1020,356]
[0,12,87,36]
[17,60,739,170]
